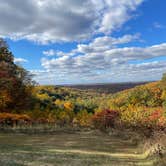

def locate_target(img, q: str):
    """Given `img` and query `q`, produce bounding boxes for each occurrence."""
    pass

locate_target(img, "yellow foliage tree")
[75,110,92,127]
[64,101,73,111]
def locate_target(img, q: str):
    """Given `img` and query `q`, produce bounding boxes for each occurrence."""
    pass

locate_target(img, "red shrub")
[144,109,166,130]
[149,110,162,120]
[92,109,119,130]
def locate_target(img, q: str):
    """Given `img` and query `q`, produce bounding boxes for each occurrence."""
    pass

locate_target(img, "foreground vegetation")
[0,130,164,166]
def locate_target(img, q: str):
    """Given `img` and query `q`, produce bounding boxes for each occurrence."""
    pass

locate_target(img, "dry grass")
[0,130,164,166]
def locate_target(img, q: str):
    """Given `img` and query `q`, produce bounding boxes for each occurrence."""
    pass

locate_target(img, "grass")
[0,130,162,166]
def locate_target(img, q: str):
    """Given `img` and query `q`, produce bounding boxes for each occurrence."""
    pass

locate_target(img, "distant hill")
[59,82,151,94]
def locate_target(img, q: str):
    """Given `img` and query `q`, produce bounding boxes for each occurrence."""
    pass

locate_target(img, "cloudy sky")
[1,0,166,84]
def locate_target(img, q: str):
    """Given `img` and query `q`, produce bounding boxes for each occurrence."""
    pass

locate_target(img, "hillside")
[61,82,150,94]
[108,81,164,109]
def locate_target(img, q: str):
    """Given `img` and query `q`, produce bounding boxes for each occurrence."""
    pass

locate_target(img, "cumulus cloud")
[153,22,165,29]
[75,34,140,54]
[43,49,56,56]
[98,0,143,33]
[41,43,166,72]
[42,34,140,58]
[14,58,28,64]
[0,0,143,43]
[43,49,70,57]
[33,60,166,84]
[36,41,166,84]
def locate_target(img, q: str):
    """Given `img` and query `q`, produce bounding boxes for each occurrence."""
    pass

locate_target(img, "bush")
[73,110,92,127]
[144,109,166,130]
[120,106,150,128]
[120,106,166,134]
[92,109,119,130]
[0,113,31,126]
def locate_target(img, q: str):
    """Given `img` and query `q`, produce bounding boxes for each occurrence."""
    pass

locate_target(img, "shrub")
[145,109,166,130]
[73,110,92,127]
[120,106,150,128]
[120,106,166,133]
[0,113,31,126]
[92,109,119,130]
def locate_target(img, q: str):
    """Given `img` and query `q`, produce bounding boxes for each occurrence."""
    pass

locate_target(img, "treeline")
[65,82,149,94]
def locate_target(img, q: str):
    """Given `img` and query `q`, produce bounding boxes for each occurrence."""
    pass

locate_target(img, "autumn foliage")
[92,109,119,130]
[0,113,31,126]
[0,39,166,135]
[0,39,34,112]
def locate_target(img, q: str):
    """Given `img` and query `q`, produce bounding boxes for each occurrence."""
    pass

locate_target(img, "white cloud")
[76,34,140,54]
[99,0,143,33]
[14,58,28,64]
[37,41,166,84]
[43,49,71,57]
[43,49,56,56]
[0,0,143,43]
[153,22,165,29]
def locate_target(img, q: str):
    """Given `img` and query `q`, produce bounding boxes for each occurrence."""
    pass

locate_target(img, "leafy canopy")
[0,39,34,111]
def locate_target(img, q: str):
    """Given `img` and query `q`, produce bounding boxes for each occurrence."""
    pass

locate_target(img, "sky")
[0,0,166,85]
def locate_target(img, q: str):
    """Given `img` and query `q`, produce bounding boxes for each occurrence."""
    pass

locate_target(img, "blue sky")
[0,0,166,84]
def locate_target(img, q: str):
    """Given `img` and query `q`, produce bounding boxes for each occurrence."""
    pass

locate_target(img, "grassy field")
[0,130,160,166]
